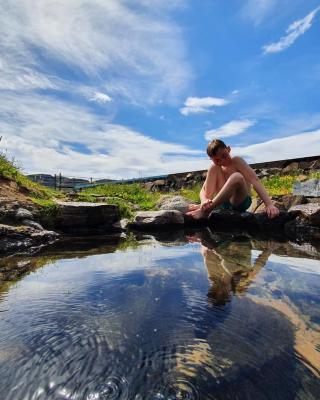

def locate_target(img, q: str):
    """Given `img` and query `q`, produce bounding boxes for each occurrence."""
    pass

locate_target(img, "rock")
[55,202,120,234]
[254,198,286,213]
[0,224,59,255]
[144,182,154,191]
[296,174,309,182]
[298,161,312,170]
[205,209,296,236]
[208,209,256,230]
[15,207,34,221]
[285,220,320,241]
[266,167,282,175]
[310,159,320,170]
[131,210,184,229]
[112,219,129,230]
[248,198,263,213]
[282,162,299,174]
[293,179,320,197]
[253,211,296,233]
[256,170,269,179]
[306,197,320,204]
[281,195,308,210]
[156,195,193,213]
[288,203,320,225]
[22,219,44,230]
[152,179,166,188]
[0,260,33,283]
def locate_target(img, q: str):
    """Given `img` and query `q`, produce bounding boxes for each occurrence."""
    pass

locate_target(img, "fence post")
[59,173,62,191]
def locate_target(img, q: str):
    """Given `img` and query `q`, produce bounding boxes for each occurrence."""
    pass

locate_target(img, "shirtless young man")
[186,139,279,219]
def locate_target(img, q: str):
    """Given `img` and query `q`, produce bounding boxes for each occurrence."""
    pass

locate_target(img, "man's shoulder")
[230,155,249,167]
[231,155,245,163]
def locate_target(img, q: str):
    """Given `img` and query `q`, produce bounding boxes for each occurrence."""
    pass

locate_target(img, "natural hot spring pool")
[0,230,319,399]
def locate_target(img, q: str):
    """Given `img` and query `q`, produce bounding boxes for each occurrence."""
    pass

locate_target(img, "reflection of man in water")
[194,230,274,305]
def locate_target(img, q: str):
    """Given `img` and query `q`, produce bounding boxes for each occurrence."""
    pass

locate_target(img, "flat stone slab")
[293,179,320,197]
[55,201,120,233]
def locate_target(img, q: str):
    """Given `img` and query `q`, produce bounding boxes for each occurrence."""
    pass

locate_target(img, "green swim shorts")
[221,195,252,212]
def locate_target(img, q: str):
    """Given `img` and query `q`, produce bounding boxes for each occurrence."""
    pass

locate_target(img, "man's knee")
[228,172,245,185]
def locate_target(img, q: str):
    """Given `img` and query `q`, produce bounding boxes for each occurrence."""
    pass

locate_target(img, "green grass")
[179,183,202,203]
[79,182,161,218]
[0,151,64,200]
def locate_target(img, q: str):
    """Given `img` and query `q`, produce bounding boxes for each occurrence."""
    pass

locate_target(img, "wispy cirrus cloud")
[180,96,229,116]
[0,0,192,104]
[205,120,255,140]
[263,6,320,54]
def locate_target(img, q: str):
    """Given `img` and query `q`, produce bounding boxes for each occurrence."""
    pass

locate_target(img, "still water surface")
[0,231,319,399]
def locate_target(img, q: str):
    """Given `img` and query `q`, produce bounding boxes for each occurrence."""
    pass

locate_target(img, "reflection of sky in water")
[0,239,319,400]
[253,250,320,275]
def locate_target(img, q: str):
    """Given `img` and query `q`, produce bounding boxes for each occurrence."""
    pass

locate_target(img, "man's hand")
[265,204,279,219]
[201,199,213,211]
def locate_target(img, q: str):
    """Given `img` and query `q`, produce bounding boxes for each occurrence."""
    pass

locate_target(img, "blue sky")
[1,0,320,179]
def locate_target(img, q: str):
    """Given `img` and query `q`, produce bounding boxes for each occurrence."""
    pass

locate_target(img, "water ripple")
[86,377,130,400]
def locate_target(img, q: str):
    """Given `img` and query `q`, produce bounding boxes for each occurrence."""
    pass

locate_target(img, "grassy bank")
[0,151,64,201]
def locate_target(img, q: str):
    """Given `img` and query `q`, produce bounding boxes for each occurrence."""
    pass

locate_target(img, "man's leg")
[187,165,226,218]
[187,172,248,218]
[206,172,248,211]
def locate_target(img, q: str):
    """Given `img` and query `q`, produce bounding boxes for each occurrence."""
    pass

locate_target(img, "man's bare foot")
[186,208,206,220]
[187,203,201,212]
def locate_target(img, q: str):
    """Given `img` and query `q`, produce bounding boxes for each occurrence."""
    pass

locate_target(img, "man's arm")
[233,157,279,218]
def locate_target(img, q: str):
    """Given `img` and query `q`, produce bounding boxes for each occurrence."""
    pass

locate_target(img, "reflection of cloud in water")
[6,242,199,307]
[252,250,320,275]
[270,254,320,275]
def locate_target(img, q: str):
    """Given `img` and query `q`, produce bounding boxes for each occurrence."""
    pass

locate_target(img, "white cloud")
[0,92,206,180]
[205,120,255,140]
[0,0,192,104]
[180,96,229,116]
[89,92,112,104]
[232,130,320,163]
[263,6,320,54]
